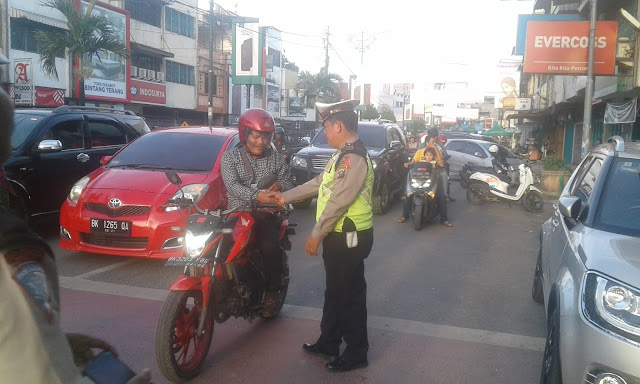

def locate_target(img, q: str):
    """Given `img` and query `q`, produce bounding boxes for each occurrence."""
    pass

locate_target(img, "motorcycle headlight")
[583,272,640,343]
[291,155,307,168]
[185,230,213,258]
[411,178,431,189]
[68,176,90,204]
[165,184,209,212]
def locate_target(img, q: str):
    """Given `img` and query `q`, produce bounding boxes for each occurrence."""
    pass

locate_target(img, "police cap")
[316,99,359,123]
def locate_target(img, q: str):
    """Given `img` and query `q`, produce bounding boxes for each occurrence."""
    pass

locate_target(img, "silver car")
[444,139,522,175]
[532,137,640,384]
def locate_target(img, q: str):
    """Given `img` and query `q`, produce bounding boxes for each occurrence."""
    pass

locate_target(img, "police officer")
[272,99,374,372]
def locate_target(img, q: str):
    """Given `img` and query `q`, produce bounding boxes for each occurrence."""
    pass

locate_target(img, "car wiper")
[109,163,174,170]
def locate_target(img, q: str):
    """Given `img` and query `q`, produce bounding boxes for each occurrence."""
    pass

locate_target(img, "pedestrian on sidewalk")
[272,100,373,372]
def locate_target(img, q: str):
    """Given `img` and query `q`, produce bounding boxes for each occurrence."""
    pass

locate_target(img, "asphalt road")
[37,182,552,383]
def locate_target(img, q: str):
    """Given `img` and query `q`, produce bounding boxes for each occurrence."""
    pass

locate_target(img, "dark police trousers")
[318,227,373,361]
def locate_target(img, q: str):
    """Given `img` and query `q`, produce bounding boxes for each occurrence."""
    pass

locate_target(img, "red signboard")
[523,21,618,75]
[130,79,166,105]
[35,87,65,106]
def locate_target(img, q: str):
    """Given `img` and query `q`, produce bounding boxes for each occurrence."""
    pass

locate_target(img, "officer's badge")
[337,169,346,178]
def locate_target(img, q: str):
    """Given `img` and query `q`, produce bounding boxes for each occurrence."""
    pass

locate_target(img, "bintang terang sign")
[523,21,618,75]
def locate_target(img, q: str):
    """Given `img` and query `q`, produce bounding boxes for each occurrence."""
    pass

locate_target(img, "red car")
[59,127,239,258]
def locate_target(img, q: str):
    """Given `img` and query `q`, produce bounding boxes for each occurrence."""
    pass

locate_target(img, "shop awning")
[11,8,68,30]
[130,42,174,58]
[505,112,545,120]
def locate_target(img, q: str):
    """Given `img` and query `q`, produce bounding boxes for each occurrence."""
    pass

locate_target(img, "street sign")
[515,98,532,111]
[181,122,189,127]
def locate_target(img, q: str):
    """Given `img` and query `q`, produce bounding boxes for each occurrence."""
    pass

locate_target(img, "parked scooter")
[466,162,544,213]
[407,162,440,230]
[458,162,508,189]
[154,172,294,382]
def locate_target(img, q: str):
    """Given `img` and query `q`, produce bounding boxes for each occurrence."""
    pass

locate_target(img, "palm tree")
[35,0,129,105]
[296,71,343,108]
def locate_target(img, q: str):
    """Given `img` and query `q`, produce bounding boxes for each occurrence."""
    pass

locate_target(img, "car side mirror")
[390,140,402,149]
[100,156,113,165]
[37,140,63,152]
[559,196,580,219]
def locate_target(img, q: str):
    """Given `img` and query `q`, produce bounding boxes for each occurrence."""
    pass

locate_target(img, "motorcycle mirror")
[256,173,277,190]
[165,171,182,186]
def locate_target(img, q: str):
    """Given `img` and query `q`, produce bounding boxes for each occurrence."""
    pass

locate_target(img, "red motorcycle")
[154,172,293,382]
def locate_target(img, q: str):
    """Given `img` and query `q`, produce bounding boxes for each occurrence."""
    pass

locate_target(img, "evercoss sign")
[524,21,618,75]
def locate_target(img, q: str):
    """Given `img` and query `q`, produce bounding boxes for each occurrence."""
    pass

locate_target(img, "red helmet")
[238,109,275,143]
[438,134,447,144]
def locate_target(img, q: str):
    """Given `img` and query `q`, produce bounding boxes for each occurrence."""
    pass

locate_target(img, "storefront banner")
[524,21,618,75]
[13,59,33,105]
[78,0,129,102]
[287,89,305,116]
[35,87,65,106]
[130,79,166,105]
[515,98,532,111]
[232,21,262,85]
[267,84,279,114]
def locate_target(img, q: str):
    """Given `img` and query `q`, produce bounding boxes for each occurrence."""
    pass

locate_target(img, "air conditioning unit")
[147,70,156,81]
[130,66,138,77]
[138,68,148,79]
[156,72,165,82]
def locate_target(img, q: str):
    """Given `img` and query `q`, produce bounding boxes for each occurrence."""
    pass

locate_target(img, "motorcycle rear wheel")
[155,290,214,382]
[523,190,544,213]
[466,181,487,205]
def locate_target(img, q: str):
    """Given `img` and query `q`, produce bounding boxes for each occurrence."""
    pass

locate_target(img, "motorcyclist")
[489,144,515,185]
[397,147,437,223]
[272,126,292,163]
[220,108,293,316]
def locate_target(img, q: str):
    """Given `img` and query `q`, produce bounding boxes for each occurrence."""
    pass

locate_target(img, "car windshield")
[312,126,386,149]
[107,132,226,172]
[12,113,44,149]
[478,142,517,158]
[594,158,640,237]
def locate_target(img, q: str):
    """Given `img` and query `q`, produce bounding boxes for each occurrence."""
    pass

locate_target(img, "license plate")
[90,218,131,236]
[164,257,211,267]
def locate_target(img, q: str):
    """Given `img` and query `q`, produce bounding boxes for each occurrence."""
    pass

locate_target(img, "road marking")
[73,259,139,279]
[59,277,545,352]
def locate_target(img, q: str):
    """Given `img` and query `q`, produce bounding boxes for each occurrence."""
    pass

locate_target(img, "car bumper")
[560,313,640,384]
[290,166,320,186]
[59,196,186,259]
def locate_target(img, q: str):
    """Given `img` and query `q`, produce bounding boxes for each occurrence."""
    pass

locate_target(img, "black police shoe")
[325,356,368,372]
[302,343,338,359]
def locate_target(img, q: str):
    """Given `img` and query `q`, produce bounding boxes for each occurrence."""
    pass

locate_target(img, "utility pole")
[349,31,376,65]
[323,27,330,74]
[207,0,214,128]
[581,0,597,158]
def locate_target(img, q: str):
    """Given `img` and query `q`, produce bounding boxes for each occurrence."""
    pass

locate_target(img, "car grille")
[311,157,330,170]
[80,233,149,249]
[85,203,151,218]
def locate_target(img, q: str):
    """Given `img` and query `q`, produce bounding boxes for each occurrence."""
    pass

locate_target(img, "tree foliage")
[408,119,426,137]
[380,109,396,122]
[296,71,343,108]
[35,0,129,105]
[283,55,299,73]
[360,104,380,120]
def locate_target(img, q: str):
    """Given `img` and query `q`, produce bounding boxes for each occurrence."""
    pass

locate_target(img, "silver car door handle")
[77,153,90,162]
[552,219,560,227]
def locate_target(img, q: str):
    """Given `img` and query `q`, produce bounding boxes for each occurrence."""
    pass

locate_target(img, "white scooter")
[466,162,544,213]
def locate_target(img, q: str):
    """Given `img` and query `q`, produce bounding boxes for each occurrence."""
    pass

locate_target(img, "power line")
[328,42,356,77]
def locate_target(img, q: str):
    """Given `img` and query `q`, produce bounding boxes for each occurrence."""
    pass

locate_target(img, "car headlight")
[291,155,307,168]
[185,230,213,258]
[165,184,209,212]
[583,272,640,343]
[68,176,90,204]
[411,178,431,189]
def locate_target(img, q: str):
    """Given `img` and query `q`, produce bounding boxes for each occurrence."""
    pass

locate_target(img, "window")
[201,73,218,95]
[48,121,84,150]
[132,54,163,72]
[595,158,640,237]
[446,141,466,153]
[166,61,194,86]
[11,19,64,57]
[576,157,603,203]
[465,143,487,158]
[87,121,127,147]
[125,0,162,27]
[165,8,194,38]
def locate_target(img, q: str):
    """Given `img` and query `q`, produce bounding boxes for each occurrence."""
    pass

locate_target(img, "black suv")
[290,121,408,214]
[5,106,148,219]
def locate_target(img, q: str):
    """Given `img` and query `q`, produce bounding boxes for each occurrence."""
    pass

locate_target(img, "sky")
[198,0,535,98]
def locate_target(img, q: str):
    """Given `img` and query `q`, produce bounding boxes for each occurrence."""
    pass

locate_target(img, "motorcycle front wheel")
[155,290,214,383]
[523,190,544,213]
[412,203,423,231]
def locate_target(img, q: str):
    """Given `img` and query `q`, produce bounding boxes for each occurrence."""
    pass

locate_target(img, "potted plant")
[539,157,571,194]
